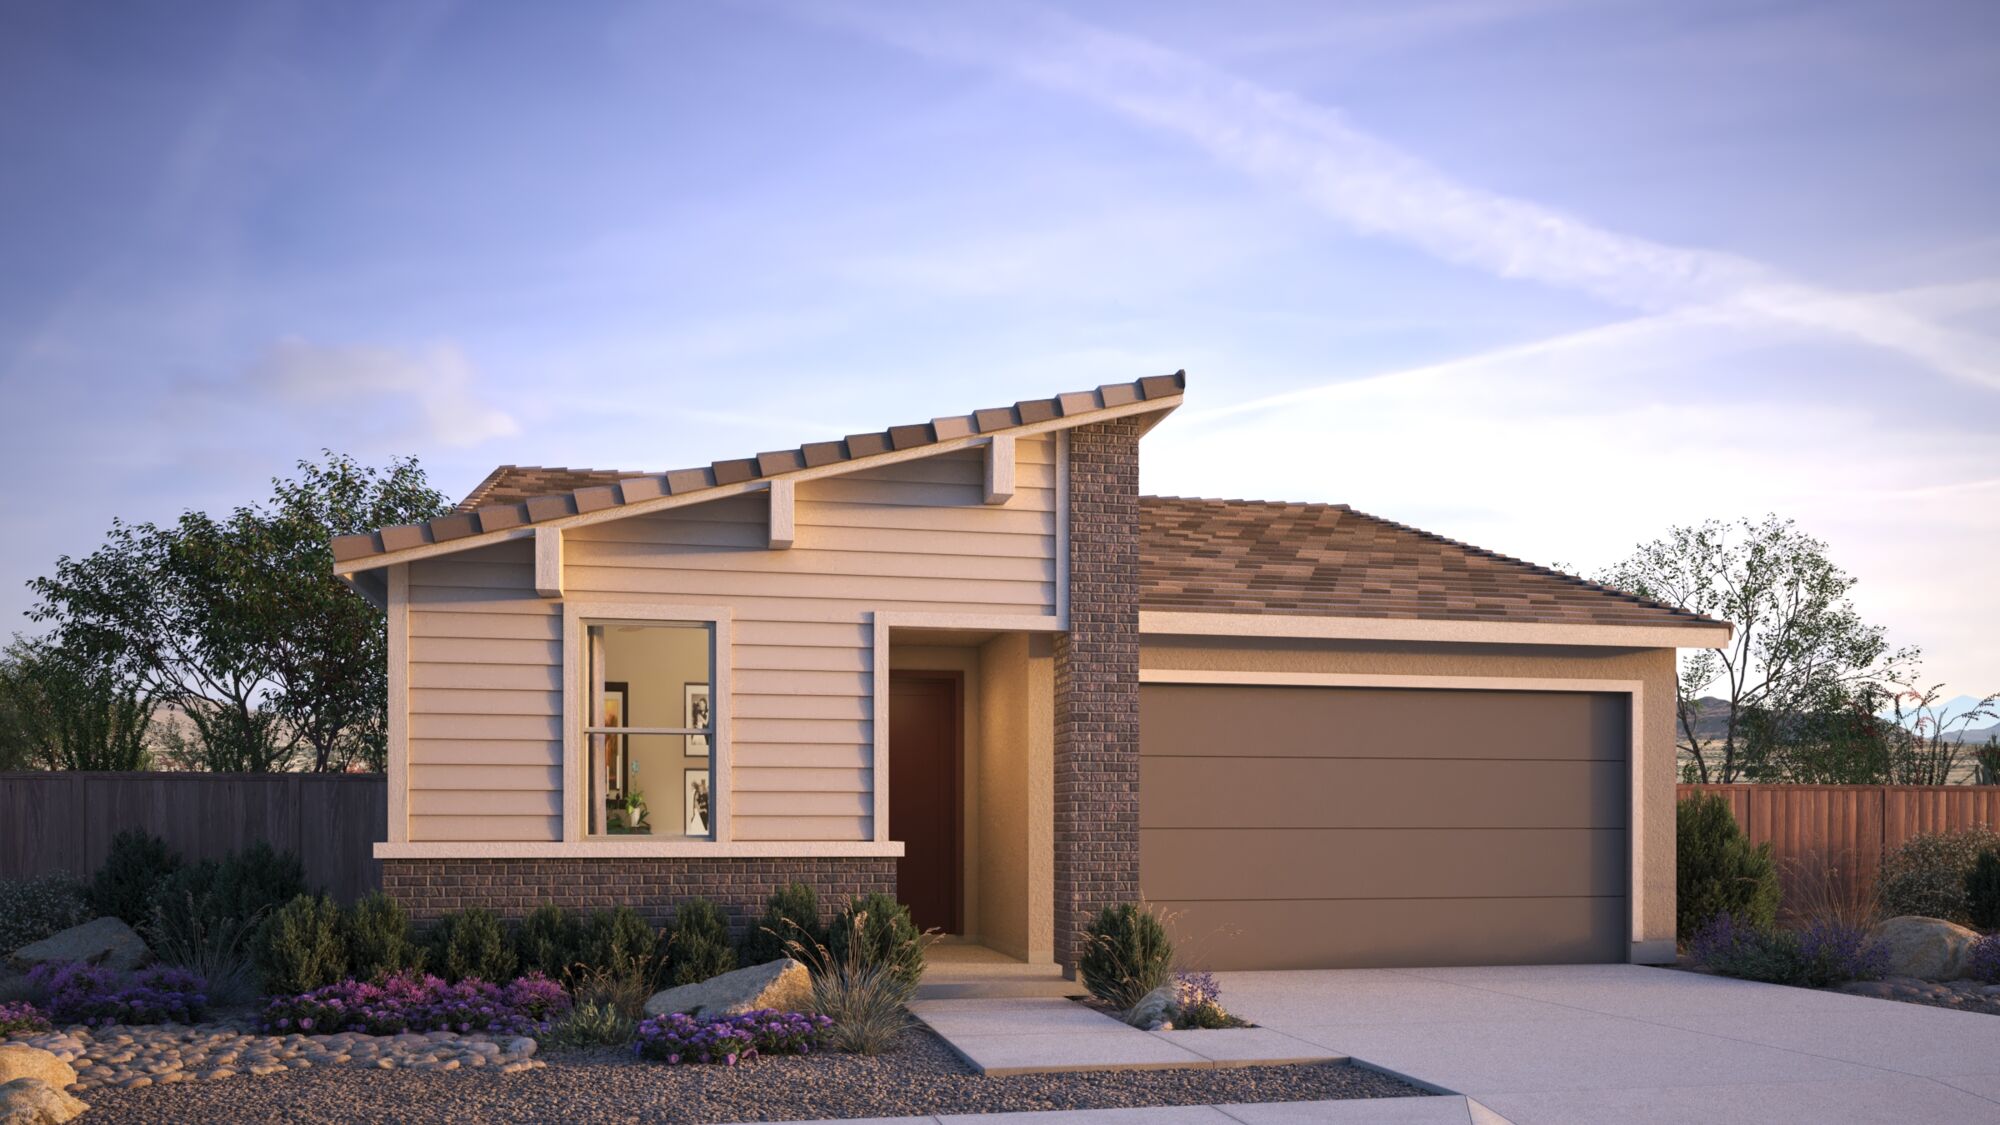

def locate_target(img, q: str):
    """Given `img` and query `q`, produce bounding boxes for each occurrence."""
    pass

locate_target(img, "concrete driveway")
[1222,964,2000,1124]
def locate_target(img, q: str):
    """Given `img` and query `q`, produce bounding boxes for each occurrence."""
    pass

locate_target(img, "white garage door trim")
[1138,668,1651,959]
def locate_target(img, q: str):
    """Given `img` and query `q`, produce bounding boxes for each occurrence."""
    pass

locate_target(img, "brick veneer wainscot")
[1052,417,1143,968]
[381,857,895,936]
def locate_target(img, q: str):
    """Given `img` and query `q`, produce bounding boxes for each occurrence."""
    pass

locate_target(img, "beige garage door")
[1140,684,1629,970]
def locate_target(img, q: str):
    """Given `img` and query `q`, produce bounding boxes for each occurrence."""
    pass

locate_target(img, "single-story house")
[331,372,1729,971]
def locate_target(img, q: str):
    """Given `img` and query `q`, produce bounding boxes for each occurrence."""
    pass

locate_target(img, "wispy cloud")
[178,338,518,451]
[812,2,2000,389]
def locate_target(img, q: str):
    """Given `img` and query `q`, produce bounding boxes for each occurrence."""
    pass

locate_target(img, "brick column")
[1053,417,1143,968]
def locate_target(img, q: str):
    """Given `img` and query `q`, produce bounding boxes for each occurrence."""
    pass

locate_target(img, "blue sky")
[1,0,1995,699]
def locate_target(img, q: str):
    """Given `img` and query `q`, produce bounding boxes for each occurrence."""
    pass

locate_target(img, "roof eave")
[1137,611,1733,649]
[333,387,1184,577]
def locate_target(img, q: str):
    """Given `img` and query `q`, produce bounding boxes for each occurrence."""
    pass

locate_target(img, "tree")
[0,637,153,770]
[27,453,448,772]
[1737,681,1896,784]
[1595,516,1916,783]
[1884,685,1999,786]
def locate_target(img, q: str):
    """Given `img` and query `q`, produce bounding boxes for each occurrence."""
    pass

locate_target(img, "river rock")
[8,917,149,973]
[0,1077,89,1125]
[1868,915,1981,981]
[643,958,813,1017]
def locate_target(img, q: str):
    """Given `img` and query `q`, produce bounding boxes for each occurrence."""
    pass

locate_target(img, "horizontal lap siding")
[402,440,1056,845]
[407,541,563,842]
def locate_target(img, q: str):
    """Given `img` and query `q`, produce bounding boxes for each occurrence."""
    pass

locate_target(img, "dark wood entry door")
[889,671,962,934]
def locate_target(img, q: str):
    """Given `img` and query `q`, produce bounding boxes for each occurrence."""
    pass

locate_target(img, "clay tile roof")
[1138,496,1725,629]
[337,372,1189,564]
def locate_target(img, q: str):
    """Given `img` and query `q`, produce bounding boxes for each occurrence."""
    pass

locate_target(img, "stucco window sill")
[374,841,906,860]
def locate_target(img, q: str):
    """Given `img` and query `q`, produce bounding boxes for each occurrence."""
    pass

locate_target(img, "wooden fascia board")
[333,394,1183,574]
[1138,610,1732,649]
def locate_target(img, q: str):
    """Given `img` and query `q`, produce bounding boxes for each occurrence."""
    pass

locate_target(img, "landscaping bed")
[77,1024,1424,1124]
[1836,975,2000,1015]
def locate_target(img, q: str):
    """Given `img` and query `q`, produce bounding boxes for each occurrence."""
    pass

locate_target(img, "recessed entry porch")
[886,624,1058,980]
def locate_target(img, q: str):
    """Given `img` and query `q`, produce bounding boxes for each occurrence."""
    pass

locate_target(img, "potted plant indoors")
[620,789,649,833]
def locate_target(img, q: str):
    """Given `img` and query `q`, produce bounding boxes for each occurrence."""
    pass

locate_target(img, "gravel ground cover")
[79,1025,1427,1124]
[1837,974,2000,1015]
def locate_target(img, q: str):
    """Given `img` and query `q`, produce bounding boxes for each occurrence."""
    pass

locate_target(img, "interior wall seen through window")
[588,622,712,838]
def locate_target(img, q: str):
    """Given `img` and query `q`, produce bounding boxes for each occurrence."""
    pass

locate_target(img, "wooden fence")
[0,772,387,903]
[1680,784,2000,913]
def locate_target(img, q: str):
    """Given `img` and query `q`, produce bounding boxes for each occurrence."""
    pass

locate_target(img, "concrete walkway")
[909,997,1345,1074]
[742,964,2000,1123]
[1225,964,2000,1124]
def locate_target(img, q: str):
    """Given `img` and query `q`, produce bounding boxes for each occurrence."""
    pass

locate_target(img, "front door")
[889,671,962,933]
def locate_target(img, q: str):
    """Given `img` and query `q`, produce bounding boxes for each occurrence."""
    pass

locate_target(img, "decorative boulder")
[7,917,149,973]
[0,1050,73,1093]
[1124,984,1176,1030]
[0,1078,89,1125]
[643,958,813,1018]
[1868,915,1980,981]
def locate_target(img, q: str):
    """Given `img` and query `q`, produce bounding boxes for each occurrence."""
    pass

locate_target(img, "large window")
[583,622,715,839]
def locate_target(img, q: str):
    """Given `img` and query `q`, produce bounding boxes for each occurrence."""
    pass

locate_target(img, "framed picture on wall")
[602,682,629,802]
[684,768,711,836]
[684,682,711,757]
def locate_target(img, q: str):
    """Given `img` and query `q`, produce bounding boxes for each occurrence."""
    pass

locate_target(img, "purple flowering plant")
[1690,913,1887,988]
[258,970,570,1036]
[26,962,208,1026]
[1172,971,1220,1010]
[0,1000,50,1036]
[1968,933,2000,985]
[633,1009,833,1066]
[1793,920,1889,987]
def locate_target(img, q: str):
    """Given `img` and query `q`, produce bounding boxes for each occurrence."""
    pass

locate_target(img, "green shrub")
[1879,827,2000,924]
[740,882,823,967]
[92,830,182,924]
[259,894,348,996]
[663,897,737,987]
[343,893,423,981]
[514,904,583,982]
[142,843,308,942]
[578,907,658,989]
[1077,902,1172,1013]
[428,907,517,983]
[0,874,93,956]
[1965,850,2000,932]
[207,842,307,924]
[826,893,924,989]
[1677,793,1780,939]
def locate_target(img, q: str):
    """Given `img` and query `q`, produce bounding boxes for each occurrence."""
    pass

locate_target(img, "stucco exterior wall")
[399,438,1057,845]
[1138,636,1679,957]
[975,632,1056,962]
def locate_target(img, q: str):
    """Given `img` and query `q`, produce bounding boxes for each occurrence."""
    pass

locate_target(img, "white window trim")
[561,600,743,852]
[1136,668,1662,963]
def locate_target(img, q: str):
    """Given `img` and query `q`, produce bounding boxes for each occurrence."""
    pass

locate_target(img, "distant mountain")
[1680,696,1998,744]
[1923,695,1999,728]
